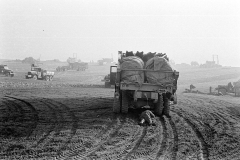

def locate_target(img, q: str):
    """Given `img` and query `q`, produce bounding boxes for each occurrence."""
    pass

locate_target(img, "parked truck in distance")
[0,65,14,77]
[113,51,179,117]
[101,65,117,87]
[25,64,54,81]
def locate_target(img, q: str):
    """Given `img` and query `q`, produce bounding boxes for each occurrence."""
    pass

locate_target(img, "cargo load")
[120,56,144,86]
[113,51,179,116]
[145,56,174,84]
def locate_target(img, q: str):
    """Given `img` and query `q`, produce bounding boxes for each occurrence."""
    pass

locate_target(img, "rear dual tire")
[113,92,121,113]
[121,90,128,113]
[113,90,129,114]
[155,93,170,117]
[155,94,164,116]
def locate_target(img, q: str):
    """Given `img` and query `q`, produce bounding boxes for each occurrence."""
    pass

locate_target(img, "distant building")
[200,61,222,68]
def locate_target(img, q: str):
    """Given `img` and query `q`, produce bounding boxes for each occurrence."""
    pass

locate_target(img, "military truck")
[25,64,54,81]
[113,51,179,116]
[0,65,14,77]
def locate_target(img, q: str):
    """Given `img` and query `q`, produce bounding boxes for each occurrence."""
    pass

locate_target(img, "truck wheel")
[50,76,53,81]
[162,93,170,117]
[121,90,128,113]
[173,93,177,104]
[113,92,121,113]
[105,82,111,88]
[45,76,50,81]
[33,75,37,80]
[154,94,164,116]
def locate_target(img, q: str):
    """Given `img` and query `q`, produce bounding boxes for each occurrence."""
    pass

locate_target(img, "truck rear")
[113,51,179,116]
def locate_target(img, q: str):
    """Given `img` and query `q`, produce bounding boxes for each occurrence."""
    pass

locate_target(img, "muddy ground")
[0,63,240,160]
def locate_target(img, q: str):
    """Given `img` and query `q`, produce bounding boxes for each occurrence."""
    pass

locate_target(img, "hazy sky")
[0,0,240,66]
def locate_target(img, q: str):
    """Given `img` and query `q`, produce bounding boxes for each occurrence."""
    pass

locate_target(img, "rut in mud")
[0,87,240,160]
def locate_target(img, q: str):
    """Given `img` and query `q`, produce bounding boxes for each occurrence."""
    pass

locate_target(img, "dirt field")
[1,62,240,160]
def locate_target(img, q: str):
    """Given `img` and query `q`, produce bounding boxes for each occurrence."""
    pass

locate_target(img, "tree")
[22,57,36,64]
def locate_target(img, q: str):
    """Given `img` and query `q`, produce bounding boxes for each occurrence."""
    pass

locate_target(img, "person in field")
[139,110,156,126]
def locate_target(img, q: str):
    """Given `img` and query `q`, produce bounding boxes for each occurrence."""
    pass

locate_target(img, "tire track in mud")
[172,111,209,160]
[83,116,127,160]
[3,96,39,137]
[31,100,59,148]
[43,99,79,157]
[179,97,236,140]
[2,98,25,122]
[122,126,148,160]
[156,116,179,160]
[121,116,166,160]
[174,96,240,160]
[155,116,168,160]
[166,116,179,160]
[37,100,65,152]
[60,116,126,160]
[1,96,78,159]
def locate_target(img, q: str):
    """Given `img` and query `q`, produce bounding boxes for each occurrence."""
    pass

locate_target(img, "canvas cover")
[120,56,144,86]
[145,56,174,84]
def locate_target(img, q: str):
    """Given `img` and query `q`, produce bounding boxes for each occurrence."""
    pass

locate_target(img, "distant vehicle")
[56,66,70,72]
[98,58,113,65]
[0,65,14,77]
[101,65,117,87]
[69,62,88,71]
[25,64,54,81]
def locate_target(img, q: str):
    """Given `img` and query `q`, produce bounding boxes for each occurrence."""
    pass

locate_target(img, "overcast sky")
[0,0,240,66]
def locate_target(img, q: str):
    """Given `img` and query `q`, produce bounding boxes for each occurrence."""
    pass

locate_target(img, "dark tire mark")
[155,116,168,160]
[167,116,179,160]
[173,111,209,160]
[2,97,24,117]
[58,113,120,160]
[43,99,79,157]
[32,100,58,148]
[123,126,148,160]
[2,98,24,122]
[71,116,126,160]
[3,96,39,137]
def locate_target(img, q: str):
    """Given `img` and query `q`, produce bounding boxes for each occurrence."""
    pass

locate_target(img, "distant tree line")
[22,57,36,64]
[22,57,61,64]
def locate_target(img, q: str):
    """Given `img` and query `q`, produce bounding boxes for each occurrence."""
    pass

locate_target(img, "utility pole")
[213,55,219,65]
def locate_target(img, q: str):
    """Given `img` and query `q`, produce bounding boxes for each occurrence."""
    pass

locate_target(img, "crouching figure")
[139,110,156,126]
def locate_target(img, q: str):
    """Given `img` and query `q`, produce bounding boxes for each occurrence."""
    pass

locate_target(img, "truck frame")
[113,51,179,116]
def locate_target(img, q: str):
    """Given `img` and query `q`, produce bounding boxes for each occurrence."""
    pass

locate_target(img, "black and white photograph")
[0,0,240,159]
